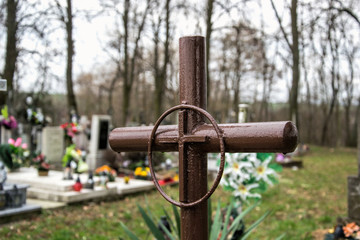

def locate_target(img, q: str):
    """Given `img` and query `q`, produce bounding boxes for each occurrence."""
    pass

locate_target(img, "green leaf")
[257,181,267,192]
[158,220,177,240]
[172,204,181,238]
[119,221,140,240]
[137,204,165,240]
[256,153,272,162]
[209,202,222,240]
[162,207,176,236]
[275,233,286,240]
[240,210,271,240]
[268,163,283,172]
[228,201,259,233]
[220,199,234,240]
[208,198,212,237]
[268,174,279,185]
[0,144,13,169]
[1,105,8,119]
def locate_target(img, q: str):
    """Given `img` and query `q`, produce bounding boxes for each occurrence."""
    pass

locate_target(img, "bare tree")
[205,0,214,101]
[270,0,300,132]
[1,0,18,110]
[320,10,341,146]
[54,0,78,119]
[101,0,151,126]
[342,27,358,146]
[152,0,171,119]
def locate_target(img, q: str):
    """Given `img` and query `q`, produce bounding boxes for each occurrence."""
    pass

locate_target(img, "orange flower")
[95,165,113,174]
[343,222,360,237]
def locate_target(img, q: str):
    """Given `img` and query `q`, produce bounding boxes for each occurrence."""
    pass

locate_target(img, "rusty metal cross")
[109,36,298,240]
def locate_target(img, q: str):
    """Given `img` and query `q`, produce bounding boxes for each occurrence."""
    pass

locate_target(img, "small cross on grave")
[109,36,298,240]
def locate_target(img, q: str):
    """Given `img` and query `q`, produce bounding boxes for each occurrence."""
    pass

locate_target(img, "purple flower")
[1,116,18,129]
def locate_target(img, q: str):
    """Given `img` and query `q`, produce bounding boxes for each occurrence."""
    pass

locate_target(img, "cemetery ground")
[0,145,357,239]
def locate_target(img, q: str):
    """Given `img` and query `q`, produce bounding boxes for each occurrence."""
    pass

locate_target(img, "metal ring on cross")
[148,104,226,208]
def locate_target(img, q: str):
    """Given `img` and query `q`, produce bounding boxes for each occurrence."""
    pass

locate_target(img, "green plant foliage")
[121,199,270,240]
[0,144,13,169]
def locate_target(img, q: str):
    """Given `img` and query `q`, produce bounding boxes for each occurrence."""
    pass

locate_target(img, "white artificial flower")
[232,182,261,201]
[253,157,277,186]
[224,153,253,179]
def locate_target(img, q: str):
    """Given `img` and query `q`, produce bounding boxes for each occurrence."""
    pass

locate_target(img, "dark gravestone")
[348,117,360,221]
[87,115,112,171]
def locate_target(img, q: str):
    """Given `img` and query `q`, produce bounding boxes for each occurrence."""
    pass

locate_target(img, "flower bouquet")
[134,166,151,180]
[0,138,30,170]
[95,165,117,184]
[32,154,50,176]
[0,106,17,129]
[60,122,79,144]
[325,222,360,239]
[217,153,282,204]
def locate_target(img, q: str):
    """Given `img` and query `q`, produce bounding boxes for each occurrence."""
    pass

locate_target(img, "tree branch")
[270,0,293,51]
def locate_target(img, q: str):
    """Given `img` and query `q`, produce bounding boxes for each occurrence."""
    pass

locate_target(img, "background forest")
[0,0,359,147]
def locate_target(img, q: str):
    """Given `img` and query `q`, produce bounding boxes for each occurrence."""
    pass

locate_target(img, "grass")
[0,145,357,239]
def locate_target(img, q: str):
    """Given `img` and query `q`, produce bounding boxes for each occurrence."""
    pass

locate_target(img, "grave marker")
[87,115,111,170]
[41,126,64,168]
[109,36,298,240]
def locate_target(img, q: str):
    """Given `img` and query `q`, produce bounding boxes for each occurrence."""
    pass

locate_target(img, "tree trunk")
[205,0,214,101]
[289,0,300,132]
[66,0,77,118]
[154,0,171,119]
[233,27,241,123]
[1,0,18,110]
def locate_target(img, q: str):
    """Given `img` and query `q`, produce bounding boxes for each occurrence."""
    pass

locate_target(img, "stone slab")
[7,168,156,204]
[0,204,41,224]
[107,178,155,195]
[7,168,100,192]
[348,176,360,220]
[27,186,118,203]
[27,198,67,209]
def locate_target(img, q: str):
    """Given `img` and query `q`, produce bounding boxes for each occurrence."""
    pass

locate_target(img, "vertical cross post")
[179,36,208,239]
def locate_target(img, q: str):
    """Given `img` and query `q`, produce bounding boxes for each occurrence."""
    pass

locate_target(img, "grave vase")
[37,169,49,176]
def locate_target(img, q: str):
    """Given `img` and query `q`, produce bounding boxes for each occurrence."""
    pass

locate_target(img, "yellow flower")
[134,167,142,175]
[140,171,148,177]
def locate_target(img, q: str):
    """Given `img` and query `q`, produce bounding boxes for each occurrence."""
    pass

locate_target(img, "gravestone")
[41,126,64,168]
[87,115,111,171]
[0,126,11,144]
[348,117,360,221]
[72,116,90,151]
[35,127,42,153]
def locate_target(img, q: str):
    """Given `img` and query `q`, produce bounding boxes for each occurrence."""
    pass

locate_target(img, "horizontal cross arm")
[108,121,298,153]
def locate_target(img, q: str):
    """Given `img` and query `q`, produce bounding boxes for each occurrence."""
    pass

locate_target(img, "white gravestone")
[41,126,64,168]
[87,115,111,171]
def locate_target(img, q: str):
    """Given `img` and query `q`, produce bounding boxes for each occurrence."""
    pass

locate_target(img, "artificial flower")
[231,182,261,201]
[253,157,277,186]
